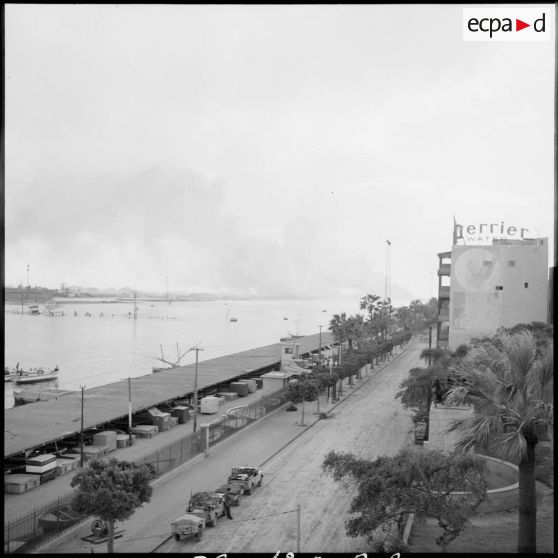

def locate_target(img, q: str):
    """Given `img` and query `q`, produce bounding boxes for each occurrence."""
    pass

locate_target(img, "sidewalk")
[36,346,408,553]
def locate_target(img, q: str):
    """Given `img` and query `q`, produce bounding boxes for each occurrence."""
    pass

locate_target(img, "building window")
[495,286,503,291]
[483,260,493,267]
[524,283,529,288]
[508,260,516,267]
[284,347,293,354]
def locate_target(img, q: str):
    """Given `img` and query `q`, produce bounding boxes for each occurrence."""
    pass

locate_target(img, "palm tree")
[345,314,366,350]
[329,312,348,346]
[444,331,553,553]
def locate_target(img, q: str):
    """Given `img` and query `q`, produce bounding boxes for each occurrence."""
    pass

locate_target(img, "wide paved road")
[40,340,425,554]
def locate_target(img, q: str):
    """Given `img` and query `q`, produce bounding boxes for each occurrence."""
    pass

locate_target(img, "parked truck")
[171,513,205,541]
[186,491,226,527]
[227,466,263,495]
[214,483,243,506]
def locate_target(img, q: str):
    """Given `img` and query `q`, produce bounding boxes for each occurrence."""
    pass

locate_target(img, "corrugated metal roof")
[4,332,333,458]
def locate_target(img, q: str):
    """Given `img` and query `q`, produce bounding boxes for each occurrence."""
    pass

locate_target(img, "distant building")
[436,225,549,350]
[280,335,304,370]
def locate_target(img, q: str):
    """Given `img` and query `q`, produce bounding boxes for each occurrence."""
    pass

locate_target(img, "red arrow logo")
[516,19,530,31]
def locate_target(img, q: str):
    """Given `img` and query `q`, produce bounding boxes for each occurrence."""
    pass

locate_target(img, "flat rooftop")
[4,332,333,459]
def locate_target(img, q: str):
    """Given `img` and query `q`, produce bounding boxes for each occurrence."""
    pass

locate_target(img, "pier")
[4,332,333,460]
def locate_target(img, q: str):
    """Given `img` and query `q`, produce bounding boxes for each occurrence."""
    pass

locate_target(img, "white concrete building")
[447,237,549,349]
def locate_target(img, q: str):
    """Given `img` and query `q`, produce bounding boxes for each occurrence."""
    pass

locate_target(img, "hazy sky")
[4,4,555,301]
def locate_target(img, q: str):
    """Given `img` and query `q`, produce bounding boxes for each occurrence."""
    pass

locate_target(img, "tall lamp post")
[128,377,133,445]
[80,385,86,468]
[317,325,323,362]
[193,346,204,433]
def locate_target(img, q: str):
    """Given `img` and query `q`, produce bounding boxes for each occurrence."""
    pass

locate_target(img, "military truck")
[214,483,243,506]
[187,491,226,527]
[171,513,205,541]
[227,466,263,495]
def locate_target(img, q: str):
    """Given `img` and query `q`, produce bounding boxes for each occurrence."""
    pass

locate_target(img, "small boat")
[283,317,288,320]
[13,366,59,385]
[225,305,238,322]
[14,386,69,405]
[38,506,82,534]
[5,367,18,382]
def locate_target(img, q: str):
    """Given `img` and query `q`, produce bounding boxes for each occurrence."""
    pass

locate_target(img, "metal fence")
[4,387,289,553]
[207,388,288,448]
[135,429,204,475]
[3,490,84,553]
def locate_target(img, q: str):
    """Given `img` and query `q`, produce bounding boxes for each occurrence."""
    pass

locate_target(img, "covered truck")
[227,466,263,495]
[187,491,226,527]
[171,513,205,541]
[214,483,243,506]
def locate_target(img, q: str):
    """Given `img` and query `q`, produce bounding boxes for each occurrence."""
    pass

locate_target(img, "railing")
[4,491,84,554]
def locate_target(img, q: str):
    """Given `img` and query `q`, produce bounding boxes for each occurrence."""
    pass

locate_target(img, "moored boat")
[5,363,22,382]
[5,368,18,382]
[38,506,82,534]
[13,366,59,385]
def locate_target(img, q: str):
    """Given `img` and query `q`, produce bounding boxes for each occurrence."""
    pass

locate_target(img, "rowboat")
[38,506,82,534]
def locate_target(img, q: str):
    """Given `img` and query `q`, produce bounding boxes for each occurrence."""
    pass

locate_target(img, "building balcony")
[437,264,451,276]
[437,310,449,321]
[439,286,450,298]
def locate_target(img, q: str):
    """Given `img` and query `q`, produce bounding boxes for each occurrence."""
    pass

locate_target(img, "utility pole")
[338,344,343,396]
[128,377,133,445]
[297,504,301,553]
[133,291,137,320]
[27,264,30,288]
[80,386,85,468]
[385,240,392,338]
[318,325,323,362]
[193,347,204,433]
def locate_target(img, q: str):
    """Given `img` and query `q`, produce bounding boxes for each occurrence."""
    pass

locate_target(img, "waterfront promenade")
[5,332,332,459]
[37,341,418,553]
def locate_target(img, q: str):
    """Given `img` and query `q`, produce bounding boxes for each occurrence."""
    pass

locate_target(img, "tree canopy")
[72,458,154,552]
[322,447,487,551]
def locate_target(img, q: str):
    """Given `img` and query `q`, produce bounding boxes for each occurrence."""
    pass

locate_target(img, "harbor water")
[4,297,364,409]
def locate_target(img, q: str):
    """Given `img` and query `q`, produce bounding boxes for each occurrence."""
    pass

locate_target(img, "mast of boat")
[133,291,138,320]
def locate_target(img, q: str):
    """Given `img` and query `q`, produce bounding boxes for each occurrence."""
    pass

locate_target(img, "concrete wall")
[424,405,473,453]
[448,239,548,349]
[426,405,519,513]
[450,455,519,514]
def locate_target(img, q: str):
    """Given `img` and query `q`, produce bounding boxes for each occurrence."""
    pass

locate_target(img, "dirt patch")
[407,486,554,553]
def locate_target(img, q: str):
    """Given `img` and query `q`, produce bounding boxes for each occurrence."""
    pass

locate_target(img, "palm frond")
[488,430,528,465]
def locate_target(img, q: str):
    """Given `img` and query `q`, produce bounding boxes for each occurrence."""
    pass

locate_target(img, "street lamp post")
[128,377,133,445]
[318,325,323,362]
[193,347,203,433]
[80,385,85,468]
